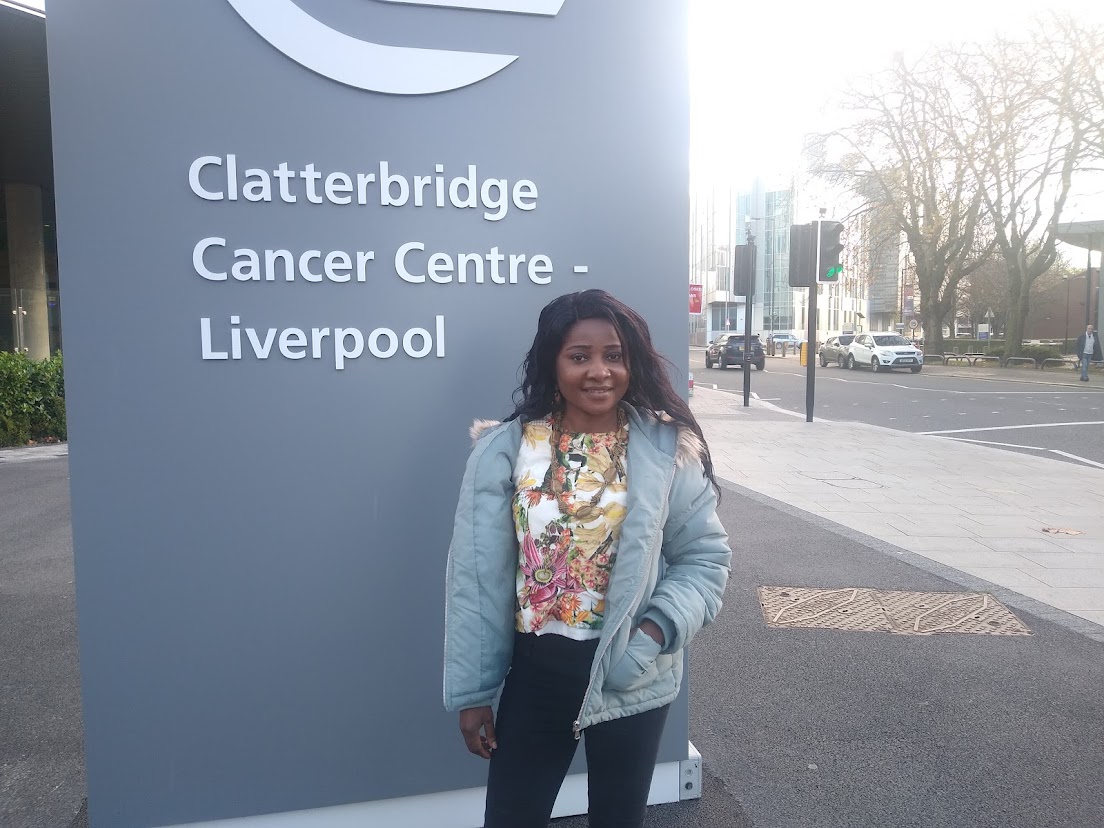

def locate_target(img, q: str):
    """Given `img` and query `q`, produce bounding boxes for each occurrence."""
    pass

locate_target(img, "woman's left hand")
[638,618,665,647]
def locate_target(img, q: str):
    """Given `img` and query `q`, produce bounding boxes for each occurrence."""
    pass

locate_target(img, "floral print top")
[512,416,630,639]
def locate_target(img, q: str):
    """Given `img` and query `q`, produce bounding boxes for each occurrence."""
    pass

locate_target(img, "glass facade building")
[0,4,59,359]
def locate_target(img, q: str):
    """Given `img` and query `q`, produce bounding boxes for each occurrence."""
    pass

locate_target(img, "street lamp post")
[1064,275,1072,352]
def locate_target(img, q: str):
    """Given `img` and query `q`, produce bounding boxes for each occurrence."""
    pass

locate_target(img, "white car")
[845,333,924,373]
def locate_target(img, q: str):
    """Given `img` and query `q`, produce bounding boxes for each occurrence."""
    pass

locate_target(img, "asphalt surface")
[0,457,84,828]
[691,352,1104,469]
[8,454,1104,828]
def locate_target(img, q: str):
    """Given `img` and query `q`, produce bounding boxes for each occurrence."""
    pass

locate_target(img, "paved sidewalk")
[691,385,1104,633]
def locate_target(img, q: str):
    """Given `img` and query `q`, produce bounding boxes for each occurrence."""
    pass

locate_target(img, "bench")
[1003,357,1037,369]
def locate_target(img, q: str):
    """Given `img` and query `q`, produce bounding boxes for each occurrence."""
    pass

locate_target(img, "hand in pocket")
[605,628,663,692]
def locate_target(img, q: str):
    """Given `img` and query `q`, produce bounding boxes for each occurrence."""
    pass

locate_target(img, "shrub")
[941,339,1005,354]
[0,352,66,447]
[1018,344,1062,364]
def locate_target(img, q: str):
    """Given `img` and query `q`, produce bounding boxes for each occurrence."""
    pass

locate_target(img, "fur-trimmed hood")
[469,407,706,468]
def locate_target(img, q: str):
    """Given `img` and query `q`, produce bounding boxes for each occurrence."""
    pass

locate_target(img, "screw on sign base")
[679,742,702,800]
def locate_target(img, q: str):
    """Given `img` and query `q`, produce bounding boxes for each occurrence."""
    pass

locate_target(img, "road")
[690,350,1104,468]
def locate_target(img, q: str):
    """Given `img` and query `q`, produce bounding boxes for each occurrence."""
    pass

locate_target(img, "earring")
[553,387,562,405]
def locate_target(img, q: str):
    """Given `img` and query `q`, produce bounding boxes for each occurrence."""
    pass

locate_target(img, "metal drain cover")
[1041,527,1084,536]
[758,587,1032,636]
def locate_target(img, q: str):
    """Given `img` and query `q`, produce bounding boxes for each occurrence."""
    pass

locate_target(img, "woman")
[443,289,731,828]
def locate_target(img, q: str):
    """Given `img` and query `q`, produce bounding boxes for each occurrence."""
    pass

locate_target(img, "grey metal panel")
[47,1,690,825]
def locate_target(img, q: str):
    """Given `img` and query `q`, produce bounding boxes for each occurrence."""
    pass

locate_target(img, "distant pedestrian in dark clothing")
[1075,324,1102,382]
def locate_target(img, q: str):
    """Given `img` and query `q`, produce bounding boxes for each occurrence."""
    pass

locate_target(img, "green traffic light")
[825,265,843,281]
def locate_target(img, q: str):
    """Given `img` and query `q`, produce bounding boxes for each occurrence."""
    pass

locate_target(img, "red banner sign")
[689,284,703,314]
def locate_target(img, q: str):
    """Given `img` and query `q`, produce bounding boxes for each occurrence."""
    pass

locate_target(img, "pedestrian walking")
[443,289,731,828]
[1075,324,1102,382]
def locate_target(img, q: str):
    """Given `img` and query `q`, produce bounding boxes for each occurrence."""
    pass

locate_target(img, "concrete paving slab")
[1012,585,1104,611]
[1028,569,1104,588]
[1069,610,1104,625]
[1017,551,1104,568]
[975,537,1075,554]
[885,518,978,538]
[888,537,999,555]
[957,567,1050,588]
[910,550,1049,570]
[950,520,1057,539]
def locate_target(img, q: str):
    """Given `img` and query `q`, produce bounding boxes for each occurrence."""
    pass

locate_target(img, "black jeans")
[484,632,671,828]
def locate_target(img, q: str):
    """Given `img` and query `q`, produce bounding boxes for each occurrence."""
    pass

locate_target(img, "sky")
[688,0,1104,228]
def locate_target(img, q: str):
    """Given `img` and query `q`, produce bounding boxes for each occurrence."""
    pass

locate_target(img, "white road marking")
[1049,451,1104,469]
[754,371,1101,395]
[943,437,1048,450]
[920,420,1104,435]
[938,438,1104,469]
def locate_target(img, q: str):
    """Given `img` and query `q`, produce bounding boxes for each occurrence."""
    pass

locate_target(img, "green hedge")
[941,339,1005,353]
[0,352,67,447]
[1018,344,1063,363]
[940,339,1063,365]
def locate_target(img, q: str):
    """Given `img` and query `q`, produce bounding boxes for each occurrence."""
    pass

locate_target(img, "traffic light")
[733,244,755,296]
[788,223,816,287]
[818,220,844,283]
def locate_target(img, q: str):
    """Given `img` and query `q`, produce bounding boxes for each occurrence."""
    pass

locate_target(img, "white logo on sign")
[226,0,565,95]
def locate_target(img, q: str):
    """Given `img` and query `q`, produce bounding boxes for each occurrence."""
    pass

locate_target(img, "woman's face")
[555,318,630,432]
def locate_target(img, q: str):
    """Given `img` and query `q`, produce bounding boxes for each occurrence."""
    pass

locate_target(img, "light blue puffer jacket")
[443,404,731,736]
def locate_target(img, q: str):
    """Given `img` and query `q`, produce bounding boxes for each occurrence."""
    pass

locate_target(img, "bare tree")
[960,256,1010,337]
[943,24,1094,357]
[1050,16,1104,162]
[809,54,994,354]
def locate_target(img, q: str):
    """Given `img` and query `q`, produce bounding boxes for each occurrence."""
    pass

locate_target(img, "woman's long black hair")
[506,289,719,493]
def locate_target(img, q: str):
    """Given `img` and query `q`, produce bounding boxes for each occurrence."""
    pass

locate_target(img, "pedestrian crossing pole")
[806,214,823,423]
[743,237,756,407]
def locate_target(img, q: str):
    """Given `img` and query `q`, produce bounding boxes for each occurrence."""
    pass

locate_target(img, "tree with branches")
[943,25,1094,357]
[809,54,994,354]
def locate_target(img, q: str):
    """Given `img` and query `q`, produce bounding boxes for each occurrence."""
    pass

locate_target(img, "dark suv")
[705,333,765,371]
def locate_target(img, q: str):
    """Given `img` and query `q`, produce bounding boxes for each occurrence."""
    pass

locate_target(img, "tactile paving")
[758,587,1032,636]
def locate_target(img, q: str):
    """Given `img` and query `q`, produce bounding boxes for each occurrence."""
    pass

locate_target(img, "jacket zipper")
[442,545,454,706]
[572,462,676,740]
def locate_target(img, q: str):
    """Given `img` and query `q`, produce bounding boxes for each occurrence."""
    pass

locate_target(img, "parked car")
[819,334,856,367]
[706,333,766,370]
[845,333,924,373]
[767,332,803,351]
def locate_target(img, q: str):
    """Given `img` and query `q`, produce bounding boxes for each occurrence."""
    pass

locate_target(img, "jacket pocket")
[605,628,663,693]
